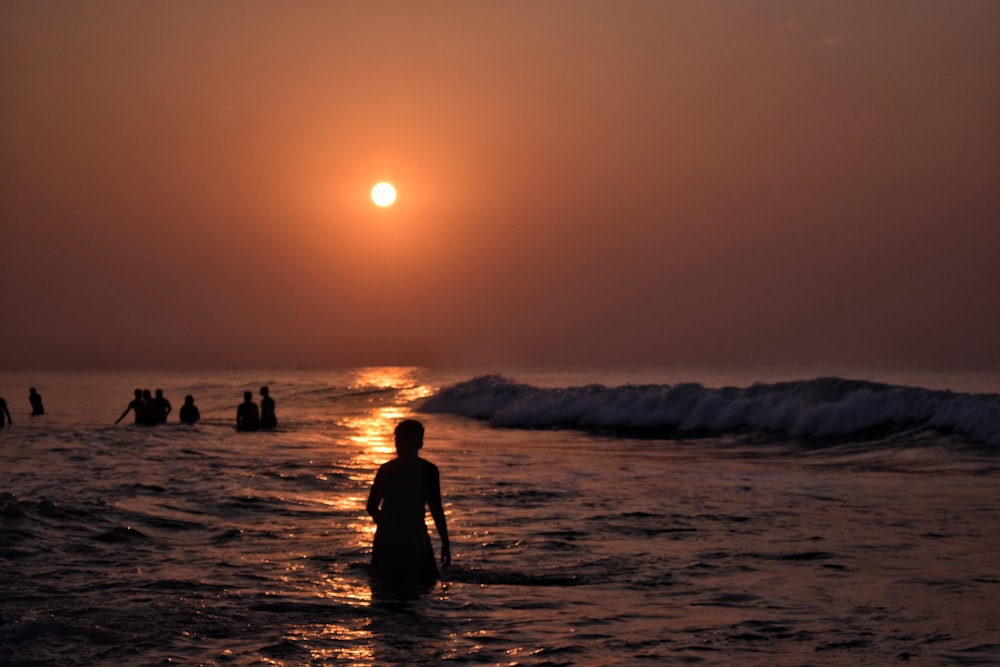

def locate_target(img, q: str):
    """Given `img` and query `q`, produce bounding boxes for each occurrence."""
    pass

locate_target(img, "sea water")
[1,367,998,665]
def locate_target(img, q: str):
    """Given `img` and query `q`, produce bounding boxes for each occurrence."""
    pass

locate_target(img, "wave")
[420,375,1000,447]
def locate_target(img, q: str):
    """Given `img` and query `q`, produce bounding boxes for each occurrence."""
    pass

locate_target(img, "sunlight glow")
[350,366,434,403]
[370,182,397,207]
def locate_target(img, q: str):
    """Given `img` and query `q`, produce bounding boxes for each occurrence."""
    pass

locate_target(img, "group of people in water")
[115,388,180,425]
[1,385,278,432]
[114,385,276,430]
[0,387,45,427]
[2,385,449,583]
[236,386,277,431]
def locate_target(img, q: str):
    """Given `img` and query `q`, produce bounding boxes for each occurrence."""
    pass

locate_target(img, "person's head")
[155,389,164,398]
[394,419,424,456]
[142,389,152,400]
[244,391,253,402]
[134,388,142,399]
[29,387,37,395]
[260,386,269,396]
[184,395,194,405]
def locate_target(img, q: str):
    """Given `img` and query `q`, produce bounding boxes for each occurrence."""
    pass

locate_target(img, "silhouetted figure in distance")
[29,387,44,416]
[115,389,146,425]
[366,419,450,583]
[260,386,277,429]
[179,395,200,425]
[150,389,172,424]
[236,391,260,431]
[138,389,156,425]
[0,397,11,427]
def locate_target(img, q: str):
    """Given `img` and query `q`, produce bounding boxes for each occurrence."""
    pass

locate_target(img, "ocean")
[1,366,998,666]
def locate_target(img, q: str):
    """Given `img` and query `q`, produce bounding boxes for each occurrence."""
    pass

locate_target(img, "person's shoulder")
[373,458,397,478]
[381,457,403,470]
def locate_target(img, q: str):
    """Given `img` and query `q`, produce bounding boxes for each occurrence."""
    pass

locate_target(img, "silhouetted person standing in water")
[236,391,260,431]
[179,395,200,425]
[115,389,145,425]
[0,397,11,427]
[28,387,44,416]
[366,419,450,583]
[150,389,171,424]
[138,389,156,425]
[260,386,277,429]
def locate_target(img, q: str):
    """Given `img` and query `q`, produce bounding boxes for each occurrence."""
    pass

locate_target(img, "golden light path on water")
[281,367,437,664]
[4,368,999,664]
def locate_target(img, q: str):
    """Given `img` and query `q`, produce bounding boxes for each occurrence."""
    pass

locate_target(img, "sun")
[371,182,397,207]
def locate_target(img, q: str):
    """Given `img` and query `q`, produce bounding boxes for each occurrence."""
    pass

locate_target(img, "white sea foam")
[421,375,1000,447]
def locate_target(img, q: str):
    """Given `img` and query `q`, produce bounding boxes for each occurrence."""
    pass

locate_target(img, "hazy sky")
[2,1,998,369]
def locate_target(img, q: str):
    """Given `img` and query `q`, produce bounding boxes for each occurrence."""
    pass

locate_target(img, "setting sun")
[371,182,397,207]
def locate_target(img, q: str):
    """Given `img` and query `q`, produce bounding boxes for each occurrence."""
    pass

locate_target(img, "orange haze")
[2,2,999,369]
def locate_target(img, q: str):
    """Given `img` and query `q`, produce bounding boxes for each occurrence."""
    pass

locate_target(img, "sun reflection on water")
[338,366,434,479]
[332,368,435,550]
[348,366,434,400]
[285,620,375,665]
[281,367,438,663]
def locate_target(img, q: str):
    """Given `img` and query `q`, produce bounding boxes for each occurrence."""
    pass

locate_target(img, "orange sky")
[2,1,998,369]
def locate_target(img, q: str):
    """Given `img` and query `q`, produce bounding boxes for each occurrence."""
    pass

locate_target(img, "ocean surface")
[1,366,999,666]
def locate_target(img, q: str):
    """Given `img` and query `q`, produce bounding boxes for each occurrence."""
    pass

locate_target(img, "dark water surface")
[1,368,998,665]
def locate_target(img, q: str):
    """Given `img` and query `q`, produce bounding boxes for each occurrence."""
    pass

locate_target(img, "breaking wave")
[421,375,1000,447]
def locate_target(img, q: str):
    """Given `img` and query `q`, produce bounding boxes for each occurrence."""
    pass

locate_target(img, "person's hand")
[440,542,451,569]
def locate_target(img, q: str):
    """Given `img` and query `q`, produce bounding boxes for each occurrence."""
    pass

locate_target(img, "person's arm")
[115,405,131,425]
[427,467,450,568]
[366,473,383,524]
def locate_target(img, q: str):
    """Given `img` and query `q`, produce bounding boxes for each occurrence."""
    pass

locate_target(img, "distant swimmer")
[366,419,451,583]
[115,389,146,425]
[150,389,172,424]
[236,391,260,432]
[179,395,200,425]
[0,396,11,427]
[140,389,155,425]
[29,387,44,416]
[260,386,277,429]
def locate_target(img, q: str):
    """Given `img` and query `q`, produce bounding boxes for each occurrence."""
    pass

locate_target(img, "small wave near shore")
[421,375,1000,447]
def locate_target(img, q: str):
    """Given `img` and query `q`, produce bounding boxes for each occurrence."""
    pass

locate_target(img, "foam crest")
[421,375,1000,447]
